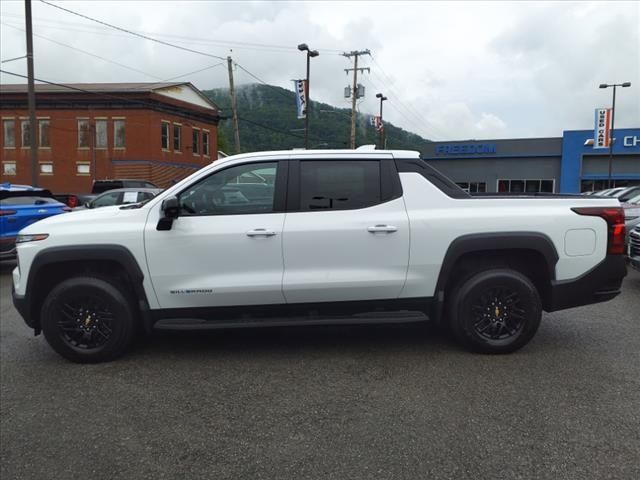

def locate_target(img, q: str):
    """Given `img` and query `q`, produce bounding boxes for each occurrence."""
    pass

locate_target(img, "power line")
[1,22,163,80]
[3,13,345,54]
[233,63,293,100]
[369,56,448,139]
[39,0,227,61]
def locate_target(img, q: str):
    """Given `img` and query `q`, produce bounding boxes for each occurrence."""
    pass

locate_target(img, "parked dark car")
[53,179,158,208]
[92,179,158,194]
[80,187,162,209]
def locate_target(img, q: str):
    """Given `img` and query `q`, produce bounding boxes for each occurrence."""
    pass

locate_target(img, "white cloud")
[1,1,638,141]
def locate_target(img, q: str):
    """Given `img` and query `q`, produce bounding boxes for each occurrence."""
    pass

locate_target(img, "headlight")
[16,233,49,244]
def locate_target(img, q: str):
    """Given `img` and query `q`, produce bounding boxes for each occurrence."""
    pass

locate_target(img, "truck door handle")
[246,228,277,237]
[367,225,398,233]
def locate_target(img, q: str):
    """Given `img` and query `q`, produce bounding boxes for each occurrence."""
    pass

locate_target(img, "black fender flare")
[24,244,151,331]
[431,232,559,321]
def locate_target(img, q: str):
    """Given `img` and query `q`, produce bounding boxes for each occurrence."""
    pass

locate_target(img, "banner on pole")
[293,80,307,119]
[369,115,384,132]
[594,107,612,148]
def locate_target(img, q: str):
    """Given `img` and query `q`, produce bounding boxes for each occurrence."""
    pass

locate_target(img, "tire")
[448,268,542,354]
[40,276,136,363]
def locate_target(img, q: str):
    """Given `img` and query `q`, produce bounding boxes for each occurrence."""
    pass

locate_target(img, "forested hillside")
[203,84,429,154]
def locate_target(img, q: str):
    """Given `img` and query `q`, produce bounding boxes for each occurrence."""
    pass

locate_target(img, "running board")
[153,311,429,331]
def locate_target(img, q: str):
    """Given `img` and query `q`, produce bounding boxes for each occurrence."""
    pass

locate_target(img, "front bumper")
[547,254,627,312]
[629,256,640,272]
[0,237,17,259]
[12,286,36,329]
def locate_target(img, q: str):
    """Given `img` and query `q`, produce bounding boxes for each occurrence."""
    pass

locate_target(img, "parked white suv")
[12,149,627,362]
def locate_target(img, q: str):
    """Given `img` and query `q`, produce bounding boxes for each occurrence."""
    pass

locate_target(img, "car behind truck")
[11,148,627,362]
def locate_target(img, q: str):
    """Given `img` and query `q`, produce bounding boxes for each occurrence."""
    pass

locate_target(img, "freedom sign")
[594,108,612,148]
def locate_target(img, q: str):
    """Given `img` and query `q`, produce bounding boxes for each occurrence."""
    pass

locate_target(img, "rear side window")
[299,161,381,211]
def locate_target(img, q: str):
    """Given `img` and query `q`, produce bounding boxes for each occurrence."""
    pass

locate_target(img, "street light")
[375,93,387,149]
[599,82,632,188]
[298,43,319,149]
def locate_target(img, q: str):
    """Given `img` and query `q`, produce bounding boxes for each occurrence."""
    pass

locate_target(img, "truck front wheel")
[448,269,542,354]
[40,276,136,363]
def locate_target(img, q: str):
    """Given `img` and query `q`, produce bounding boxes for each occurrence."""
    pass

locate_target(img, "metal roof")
[0,82,187,94]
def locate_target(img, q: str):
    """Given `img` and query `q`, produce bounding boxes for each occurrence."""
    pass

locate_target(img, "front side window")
[91,191,121,208]
[21,120,31,147]
[3,119,15,148]
[179,162,277,216]
[299,160,381,211]
[78,119,90,148]
[114,120,126,148]
[161,122,170,150]
[95,120,107,149]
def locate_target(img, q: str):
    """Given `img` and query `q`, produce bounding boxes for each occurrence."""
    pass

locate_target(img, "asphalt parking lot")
[1,260,639,480]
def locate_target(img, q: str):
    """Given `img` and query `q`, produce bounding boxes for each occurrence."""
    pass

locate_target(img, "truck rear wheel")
[40,276,136,363]
[449,269,542,354]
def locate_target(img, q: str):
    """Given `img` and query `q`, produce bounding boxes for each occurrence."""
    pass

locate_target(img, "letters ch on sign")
[623,135,640,147]
[436,143,497,155]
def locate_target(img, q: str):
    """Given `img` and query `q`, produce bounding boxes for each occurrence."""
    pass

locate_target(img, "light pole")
[599,82,631,188]
[375,93,387,149]
[298,43,319,149]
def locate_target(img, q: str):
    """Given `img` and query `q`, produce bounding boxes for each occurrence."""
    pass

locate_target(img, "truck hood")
[18,205,147,235]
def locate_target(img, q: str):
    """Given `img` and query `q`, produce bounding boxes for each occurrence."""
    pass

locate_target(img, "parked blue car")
[0,183,69,260]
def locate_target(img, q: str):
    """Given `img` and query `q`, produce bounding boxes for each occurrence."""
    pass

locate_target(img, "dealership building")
[422,128,640,194]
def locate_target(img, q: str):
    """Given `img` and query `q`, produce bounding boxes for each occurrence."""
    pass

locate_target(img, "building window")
[173,124,181,151]
[76,163,91,175]
[95,119,108,149]
[203,131,210,156]
[40,163,53,175]
[498,179,555,193]
[114,119,126,148]
[3,119,16,148]
[3,162,16,175]
[192,128,200,155]
[78,119,90,148]
[21,120,31,147]
[161,121,170,150]
[38,119,50,148]
[456,181,486,193]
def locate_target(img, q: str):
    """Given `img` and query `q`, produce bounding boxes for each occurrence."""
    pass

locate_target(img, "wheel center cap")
[495,307,500,317]
[84,316,92,327]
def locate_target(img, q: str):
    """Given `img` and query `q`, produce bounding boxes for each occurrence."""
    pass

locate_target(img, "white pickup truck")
[12,148,627,362]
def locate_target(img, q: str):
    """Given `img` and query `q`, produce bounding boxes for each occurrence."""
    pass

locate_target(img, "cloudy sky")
[1,0,638,140]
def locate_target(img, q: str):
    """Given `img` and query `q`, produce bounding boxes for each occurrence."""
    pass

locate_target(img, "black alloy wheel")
[449,268,542,354]
[470,286,526,342]
[41,276,136,363]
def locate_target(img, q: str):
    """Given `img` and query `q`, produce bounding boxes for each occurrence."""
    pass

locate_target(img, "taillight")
[0,209,17,216]
[67,195,78,208]
[572,207,626,255]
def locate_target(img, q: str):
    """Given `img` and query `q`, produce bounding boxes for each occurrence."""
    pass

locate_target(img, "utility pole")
[25,0,38,186]
[343,49,370,148]
[227,56,241,154]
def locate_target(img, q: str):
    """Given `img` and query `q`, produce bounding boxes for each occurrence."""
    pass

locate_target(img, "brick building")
[0,82,220,192]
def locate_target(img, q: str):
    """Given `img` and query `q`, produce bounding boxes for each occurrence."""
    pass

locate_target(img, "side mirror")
[85,201,92,209]
[157,195,179,231]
